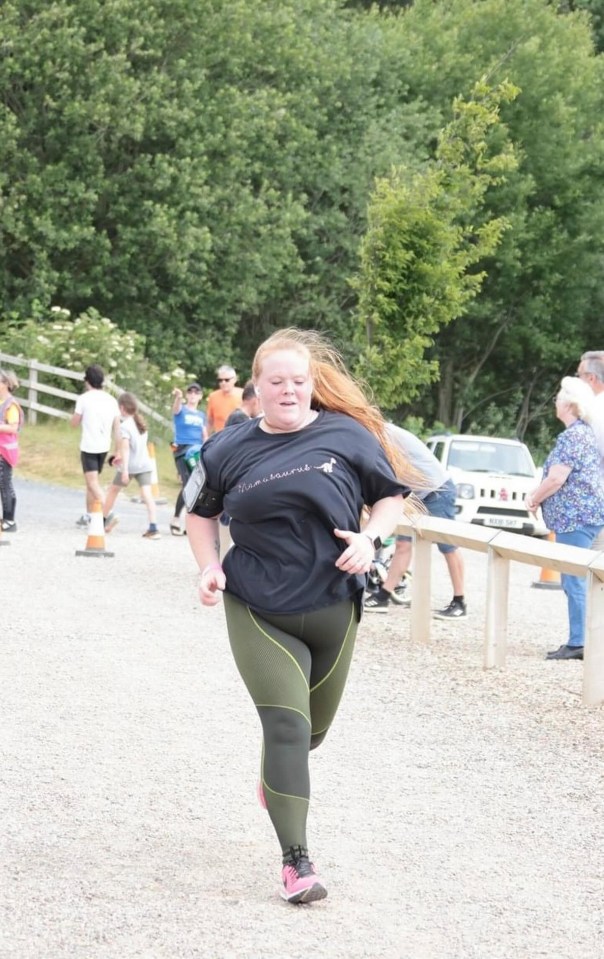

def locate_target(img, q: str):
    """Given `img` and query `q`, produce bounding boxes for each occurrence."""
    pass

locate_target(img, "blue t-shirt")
[541,420,604,532]
[192,410,408,615]
[173,407,206,447]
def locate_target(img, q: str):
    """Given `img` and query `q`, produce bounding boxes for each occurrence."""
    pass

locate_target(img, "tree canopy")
[2,0,604,451]
[353,80,518,407]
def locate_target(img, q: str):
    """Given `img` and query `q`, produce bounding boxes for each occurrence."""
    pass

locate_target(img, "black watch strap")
[364,532,382,550]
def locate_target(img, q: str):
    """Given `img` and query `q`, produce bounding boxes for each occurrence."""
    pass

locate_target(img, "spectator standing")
[577,351,604,451]
[70,364,120,527]
[525,376,604,661]
[206,365,243,434]
[103,393,160,540]
[224,381,261,428]
[0,369,23,532]
[364,423,466,619]
[219,382,262,555]
[186,327,419,904]
[577,351,604,550]
[170,383,208,536]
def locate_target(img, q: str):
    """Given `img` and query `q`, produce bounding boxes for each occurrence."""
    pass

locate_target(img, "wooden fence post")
[583,561,604,706]
[410,532,432,645]
[484,546,510,669]
[27,360,38,425]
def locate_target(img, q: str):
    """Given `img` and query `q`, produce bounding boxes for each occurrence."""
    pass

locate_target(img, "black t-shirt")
[192,410,408,615]
[224,409,250,428]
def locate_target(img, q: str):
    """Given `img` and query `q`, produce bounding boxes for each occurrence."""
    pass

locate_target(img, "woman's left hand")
[333,529,375,574]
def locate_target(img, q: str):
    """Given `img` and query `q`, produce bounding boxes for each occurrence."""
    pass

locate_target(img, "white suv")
[425,433,548,537]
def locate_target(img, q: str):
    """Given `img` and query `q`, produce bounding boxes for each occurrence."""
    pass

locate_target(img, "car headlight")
[456,483,475,499]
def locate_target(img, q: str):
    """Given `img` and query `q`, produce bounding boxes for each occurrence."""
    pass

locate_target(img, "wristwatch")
[363,532,383,551]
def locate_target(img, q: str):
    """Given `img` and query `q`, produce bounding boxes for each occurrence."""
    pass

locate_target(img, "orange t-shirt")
[206,387,243,432]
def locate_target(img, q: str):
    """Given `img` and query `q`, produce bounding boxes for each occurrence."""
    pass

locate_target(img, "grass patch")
[18,417,181,499]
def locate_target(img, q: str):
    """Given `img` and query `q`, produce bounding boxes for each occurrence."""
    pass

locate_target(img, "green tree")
[395,0,604,440]
[554,1,604,52]
[353,81,517,409]
[0,0,433,380]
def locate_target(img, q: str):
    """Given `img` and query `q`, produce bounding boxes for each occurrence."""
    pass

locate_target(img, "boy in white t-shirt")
[70,364,120,526]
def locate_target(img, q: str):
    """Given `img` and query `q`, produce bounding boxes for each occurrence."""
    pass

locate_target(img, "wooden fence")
[0,351,171,436]
[397,514,604,707]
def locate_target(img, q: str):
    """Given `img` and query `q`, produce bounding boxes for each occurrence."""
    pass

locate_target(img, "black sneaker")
[434,599,467,620]
[75,514,90,528]
[364,590,391,613]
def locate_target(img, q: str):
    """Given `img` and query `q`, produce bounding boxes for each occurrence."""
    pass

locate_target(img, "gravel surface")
[2,478,604,959]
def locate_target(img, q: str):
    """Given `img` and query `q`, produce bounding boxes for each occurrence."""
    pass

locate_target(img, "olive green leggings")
[223,593,359,855]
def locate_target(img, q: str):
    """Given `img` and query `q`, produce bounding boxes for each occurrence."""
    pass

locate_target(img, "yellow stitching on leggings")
[263,782,309,805]
[310,602,355,693]
[247,608,309,689]
[256,702,311,728]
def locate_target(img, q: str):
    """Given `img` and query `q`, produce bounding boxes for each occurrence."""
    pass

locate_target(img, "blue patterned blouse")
[541,420,604,532]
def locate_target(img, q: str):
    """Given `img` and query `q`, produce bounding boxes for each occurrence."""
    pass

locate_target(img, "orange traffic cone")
[147,442,167,504]
[75,500,114,558]
[531,532,561,589]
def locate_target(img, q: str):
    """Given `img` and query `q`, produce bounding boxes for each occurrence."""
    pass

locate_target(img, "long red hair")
[252,328,424,490]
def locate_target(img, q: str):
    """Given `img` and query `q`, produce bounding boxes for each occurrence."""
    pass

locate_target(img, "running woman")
[186,328,420,903]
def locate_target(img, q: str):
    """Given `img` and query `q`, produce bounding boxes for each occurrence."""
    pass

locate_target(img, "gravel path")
[2,479,603,959]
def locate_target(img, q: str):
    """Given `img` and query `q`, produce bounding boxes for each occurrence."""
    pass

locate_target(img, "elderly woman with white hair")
[525,376,604,660]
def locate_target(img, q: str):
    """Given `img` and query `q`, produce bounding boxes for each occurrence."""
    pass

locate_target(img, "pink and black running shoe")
[280,847,327,904]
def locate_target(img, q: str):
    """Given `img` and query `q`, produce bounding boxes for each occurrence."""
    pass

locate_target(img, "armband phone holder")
[184,459,223,513]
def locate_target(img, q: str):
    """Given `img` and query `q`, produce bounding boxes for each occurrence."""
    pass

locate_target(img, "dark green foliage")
[390,0,604,442]
[0,0,432,381]
[2,0,604,455]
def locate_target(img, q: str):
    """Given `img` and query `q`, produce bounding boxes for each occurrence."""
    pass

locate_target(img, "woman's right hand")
[198,564,226,606]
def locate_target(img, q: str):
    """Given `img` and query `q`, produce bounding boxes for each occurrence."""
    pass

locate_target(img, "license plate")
[482,516,523,529]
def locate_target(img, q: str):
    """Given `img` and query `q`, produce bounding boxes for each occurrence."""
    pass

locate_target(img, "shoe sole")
[364,606,389,613]
[546,651,583,661]
[433,612,467,620]
[280,882,328,904]
[170,526,186,536]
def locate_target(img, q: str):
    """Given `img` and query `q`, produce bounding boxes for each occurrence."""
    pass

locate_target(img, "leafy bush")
[3,305,197,419]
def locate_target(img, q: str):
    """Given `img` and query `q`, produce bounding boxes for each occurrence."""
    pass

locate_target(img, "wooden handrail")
[395,514,604,707]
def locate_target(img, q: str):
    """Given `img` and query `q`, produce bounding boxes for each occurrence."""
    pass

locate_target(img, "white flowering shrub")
[3,307,198,418]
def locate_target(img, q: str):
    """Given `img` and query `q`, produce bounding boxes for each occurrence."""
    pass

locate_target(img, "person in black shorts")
[186,327,421,904]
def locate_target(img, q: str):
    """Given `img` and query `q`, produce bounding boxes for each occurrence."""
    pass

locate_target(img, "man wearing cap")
[206,364,243,434]
[170,383,208,535]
